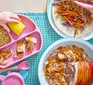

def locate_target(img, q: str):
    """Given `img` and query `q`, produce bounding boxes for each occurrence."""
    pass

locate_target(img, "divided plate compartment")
[0,14,43,68]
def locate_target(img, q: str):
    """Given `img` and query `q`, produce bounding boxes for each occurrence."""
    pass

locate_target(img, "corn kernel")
[7,22,25,35]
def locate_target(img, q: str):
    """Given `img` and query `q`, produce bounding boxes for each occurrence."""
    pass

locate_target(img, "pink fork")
[0,61,30,73]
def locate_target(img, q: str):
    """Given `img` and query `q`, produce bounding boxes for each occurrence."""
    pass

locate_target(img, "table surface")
[0,0,47,13]
[18,13,93,85]
[1,1,93,85]
[22,13,62,85]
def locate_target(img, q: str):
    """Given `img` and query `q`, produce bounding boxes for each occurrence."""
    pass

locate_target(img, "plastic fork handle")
[0,75,5,81]
[0,66,17,73]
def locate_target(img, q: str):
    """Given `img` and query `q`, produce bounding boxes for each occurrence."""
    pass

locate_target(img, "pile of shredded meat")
[44,45,91,85]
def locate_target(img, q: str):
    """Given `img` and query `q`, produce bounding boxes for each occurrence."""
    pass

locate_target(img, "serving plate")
[38,38,93,85]
[47,0,93,40]
[0,14,43,68]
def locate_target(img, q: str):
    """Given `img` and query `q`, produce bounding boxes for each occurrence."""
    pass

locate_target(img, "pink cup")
[0,72,25,85]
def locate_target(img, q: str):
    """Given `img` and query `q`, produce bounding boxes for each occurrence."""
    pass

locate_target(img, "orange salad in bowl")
[52,0,93,37]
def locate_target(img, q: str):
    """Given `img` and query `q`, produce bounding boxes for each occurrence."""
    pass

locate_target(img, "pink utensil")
[73,1,93,10]
[17,60,30,70]
[0,72,25,85]
[0,61,30,73]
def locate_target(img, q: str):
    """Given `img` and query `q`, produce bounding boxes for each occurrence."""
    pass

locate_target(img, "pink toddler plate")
[0,14,43,68]
[0,72,25,85]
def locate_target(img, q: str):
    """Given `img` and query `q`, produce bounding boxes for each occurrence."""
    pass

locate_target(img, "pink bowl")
[0,72,25,85]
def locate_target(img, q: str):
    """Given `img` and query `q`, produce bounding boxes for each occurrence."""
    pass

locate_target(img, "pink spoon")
[74,1,93,10]
[0,72,25,85]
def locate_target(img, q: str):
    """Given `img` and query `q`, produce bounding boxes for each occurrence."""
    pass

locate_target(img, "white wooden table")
[0,0,47,13]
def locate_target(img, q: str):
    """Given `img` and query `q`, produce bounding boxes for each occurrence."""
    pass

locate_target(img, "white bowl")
[47,0,93,40]
[38,38,93,85]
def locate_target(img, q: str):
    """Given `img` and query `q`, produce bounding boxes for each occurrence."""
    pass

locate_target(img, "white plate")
[47,0,93,40]
[38,38,93,85]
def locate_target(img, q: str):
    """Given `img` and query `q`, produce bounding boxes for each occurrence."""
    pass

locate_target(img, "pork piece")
[64,63,75,84]
[25,36,37,52]
[14,40,26,59]
[0,49,12,65]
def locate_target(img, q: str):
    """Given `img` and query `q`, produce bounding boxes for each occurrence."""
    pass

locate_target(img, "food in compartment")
[52,0,93,37]
[0,26,11,47]
[0,49,12,65]
[14,40,26,59]
[7,21,25,35]
[14,36,37,59]
[25,36,37,52]
[44,45,92,85]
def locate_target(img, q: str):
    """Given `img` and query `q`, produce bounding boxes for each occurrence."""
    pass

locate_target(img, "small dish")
[0,72,25,85]
[47,0,93,40]
[0,14,43,68]
[0,67,28,85]
[38,38,93,85]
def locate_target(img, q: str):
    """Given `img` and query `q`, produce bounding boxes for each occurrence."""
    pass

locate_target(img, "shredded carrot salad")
[53,1,93,36]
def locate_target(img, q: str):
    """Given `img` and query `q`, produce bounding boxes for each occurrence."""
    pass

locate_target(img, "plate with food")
[47,0,93,40]
[0,14,43,68]
[38,38,93,85]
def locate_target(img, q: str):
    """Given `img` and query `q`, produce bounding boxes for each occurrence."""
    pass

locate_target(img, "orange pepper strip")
[63,16,73,26]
